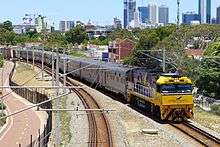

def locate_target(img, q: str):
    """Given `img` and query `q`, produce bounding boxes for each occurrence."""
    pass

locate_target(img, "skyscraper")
[124,0,136,28]
[199,0,211,24]
[149,4,157,24]
[206,0,211,24]
[113,17,122,29]
[138,7,149,23]
[134,11,140,28]
[158,5,169,25]
[59,21,75,32]
[216,6,220,24]
[199,0,205,23]
[182,12,200,25]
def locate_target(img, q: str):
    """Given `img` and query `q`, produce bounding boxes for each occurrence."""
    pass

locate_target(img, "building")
[59,21,75,32]
[124,0,136,28]
[217,6,220,24]
[108,38,135,63]
[206,0,211,24]
[138,7,149,23]
[158,5,169,25]
[199,0,211,24]
[185,48,204,60]
[13,25,36,34]
[149,4,157,24]
[211,18,217,24]
[35,15,46,33]
[133,11,140,28]
[182,12,200,25]
[113,17,122,29]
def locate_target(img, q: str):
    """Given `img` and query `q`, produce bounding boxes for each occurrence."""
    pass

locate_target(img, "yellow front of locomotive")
[156,75,194,121]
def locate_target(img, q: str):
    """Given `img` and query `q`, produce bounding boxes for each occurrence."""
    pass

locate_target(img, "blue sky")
[0,0,219,28]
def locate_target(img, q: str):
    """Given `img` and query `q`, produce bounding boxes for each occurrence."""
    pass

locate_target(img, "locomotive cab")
[156,73,194,121]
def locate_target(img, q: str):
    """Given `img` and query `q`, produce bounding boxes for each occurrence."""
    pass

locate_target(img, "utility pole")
[52,49,55,87]
[177,0,180,29]
[1,62,4,116]
[32,48,35,69]
[55,48,60,146]
[63,48,66,93]
[41,47,45,79]
[162,49,166,72]
[26,49,29,64]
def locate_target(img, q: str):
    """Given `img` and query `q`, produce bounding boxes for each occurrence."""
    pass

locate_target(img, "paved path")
[0,61,41,147]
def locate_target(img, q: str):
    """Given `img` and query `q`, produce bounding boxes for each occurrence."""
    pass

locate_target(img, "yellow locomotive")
[127,71,193,121]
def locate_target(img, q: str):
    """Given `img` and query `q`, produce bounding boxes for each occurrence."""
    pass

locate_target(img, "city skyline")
[0,0,219,28]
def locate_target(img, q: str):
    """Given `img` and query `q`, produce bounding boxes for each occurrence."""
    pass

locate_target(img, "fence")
[9,61,52,147]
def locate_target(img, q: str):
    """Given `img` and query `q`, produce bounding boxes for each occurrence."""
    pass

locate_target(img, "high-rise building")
[138,7,149,23]
[124,0,136,28]
[216,6,220,24]
[199,0,205,23]
[113,17,122,29]
[66,21,75,30]
[211,18,217,24]
[134,11,140,28]
[182,12,200,25]
[158,5,169,25]
[206,0,211,24]
[59,21,75,32]
[59,21,66,32]
[149,4,157,24]
[35,15,46,33]
[199,0,211,24]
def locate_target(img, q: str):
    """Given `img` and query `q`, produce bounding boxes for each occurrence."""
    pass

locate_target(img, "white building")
[149,4,157,24]
[134,11,140,28]
[35,15,46,33]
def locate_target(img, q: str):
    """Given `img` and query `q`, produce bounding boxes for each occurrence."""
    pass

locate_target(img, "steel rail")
[171,122,220,147]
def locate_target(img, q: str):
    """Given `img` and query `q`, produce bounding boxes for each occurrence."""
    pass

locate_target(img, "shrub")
[211,104,220,116]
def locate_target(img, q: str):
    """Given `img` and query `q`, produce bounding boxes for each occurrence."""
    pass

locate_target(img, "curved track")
[171,122,220,147]
[34,62,113,147]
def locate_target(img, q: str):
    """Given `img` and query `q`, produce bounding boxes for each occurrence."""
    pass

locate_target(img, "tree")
[0,21,13,31]
[65,25,88,45]
[0,28,16,45]
[109,29,134,40]
[195,42,220,99]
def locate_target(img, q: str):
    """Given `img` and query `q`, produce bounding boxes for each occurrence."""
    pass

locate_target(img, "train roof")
[43,50,134,73]
[16,49,158,74]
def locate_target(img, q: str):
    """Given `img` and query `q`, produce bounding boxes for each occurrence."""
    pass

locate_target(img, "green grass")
[210,104,220,116]
[0,53,4,68]
[16,62,32,73]
[59,96,72,146]
[0,103,6,110]
[69,50,87,58]
[0,113,6,126]
[193,106,220,133]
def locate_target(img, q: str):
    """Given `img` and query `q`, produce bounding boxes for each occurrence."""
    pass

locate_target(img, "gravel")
[66,91,89,147]
[70,79,203,147]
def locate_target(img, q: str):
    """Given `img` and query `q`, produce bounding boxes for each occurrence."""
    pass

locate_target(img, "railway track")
[33,62,113,147]
[171,122,220,147]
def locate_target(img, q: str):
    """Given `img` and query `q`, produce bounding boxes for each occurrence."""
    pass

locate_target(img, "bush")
[211,104,220,115]
[0,54,4,68]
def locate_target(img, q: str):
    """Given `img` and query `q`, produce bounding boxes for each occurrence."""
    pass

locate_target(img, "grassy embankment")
[0,54,6,126]
[69,50,87,58]
[193,106,220,133]
[59,96,72,146]
[14,62,72,145]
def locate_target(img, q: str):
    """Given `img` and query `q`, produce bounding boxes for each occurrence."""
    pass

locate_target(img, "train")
[2,47,194,121]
